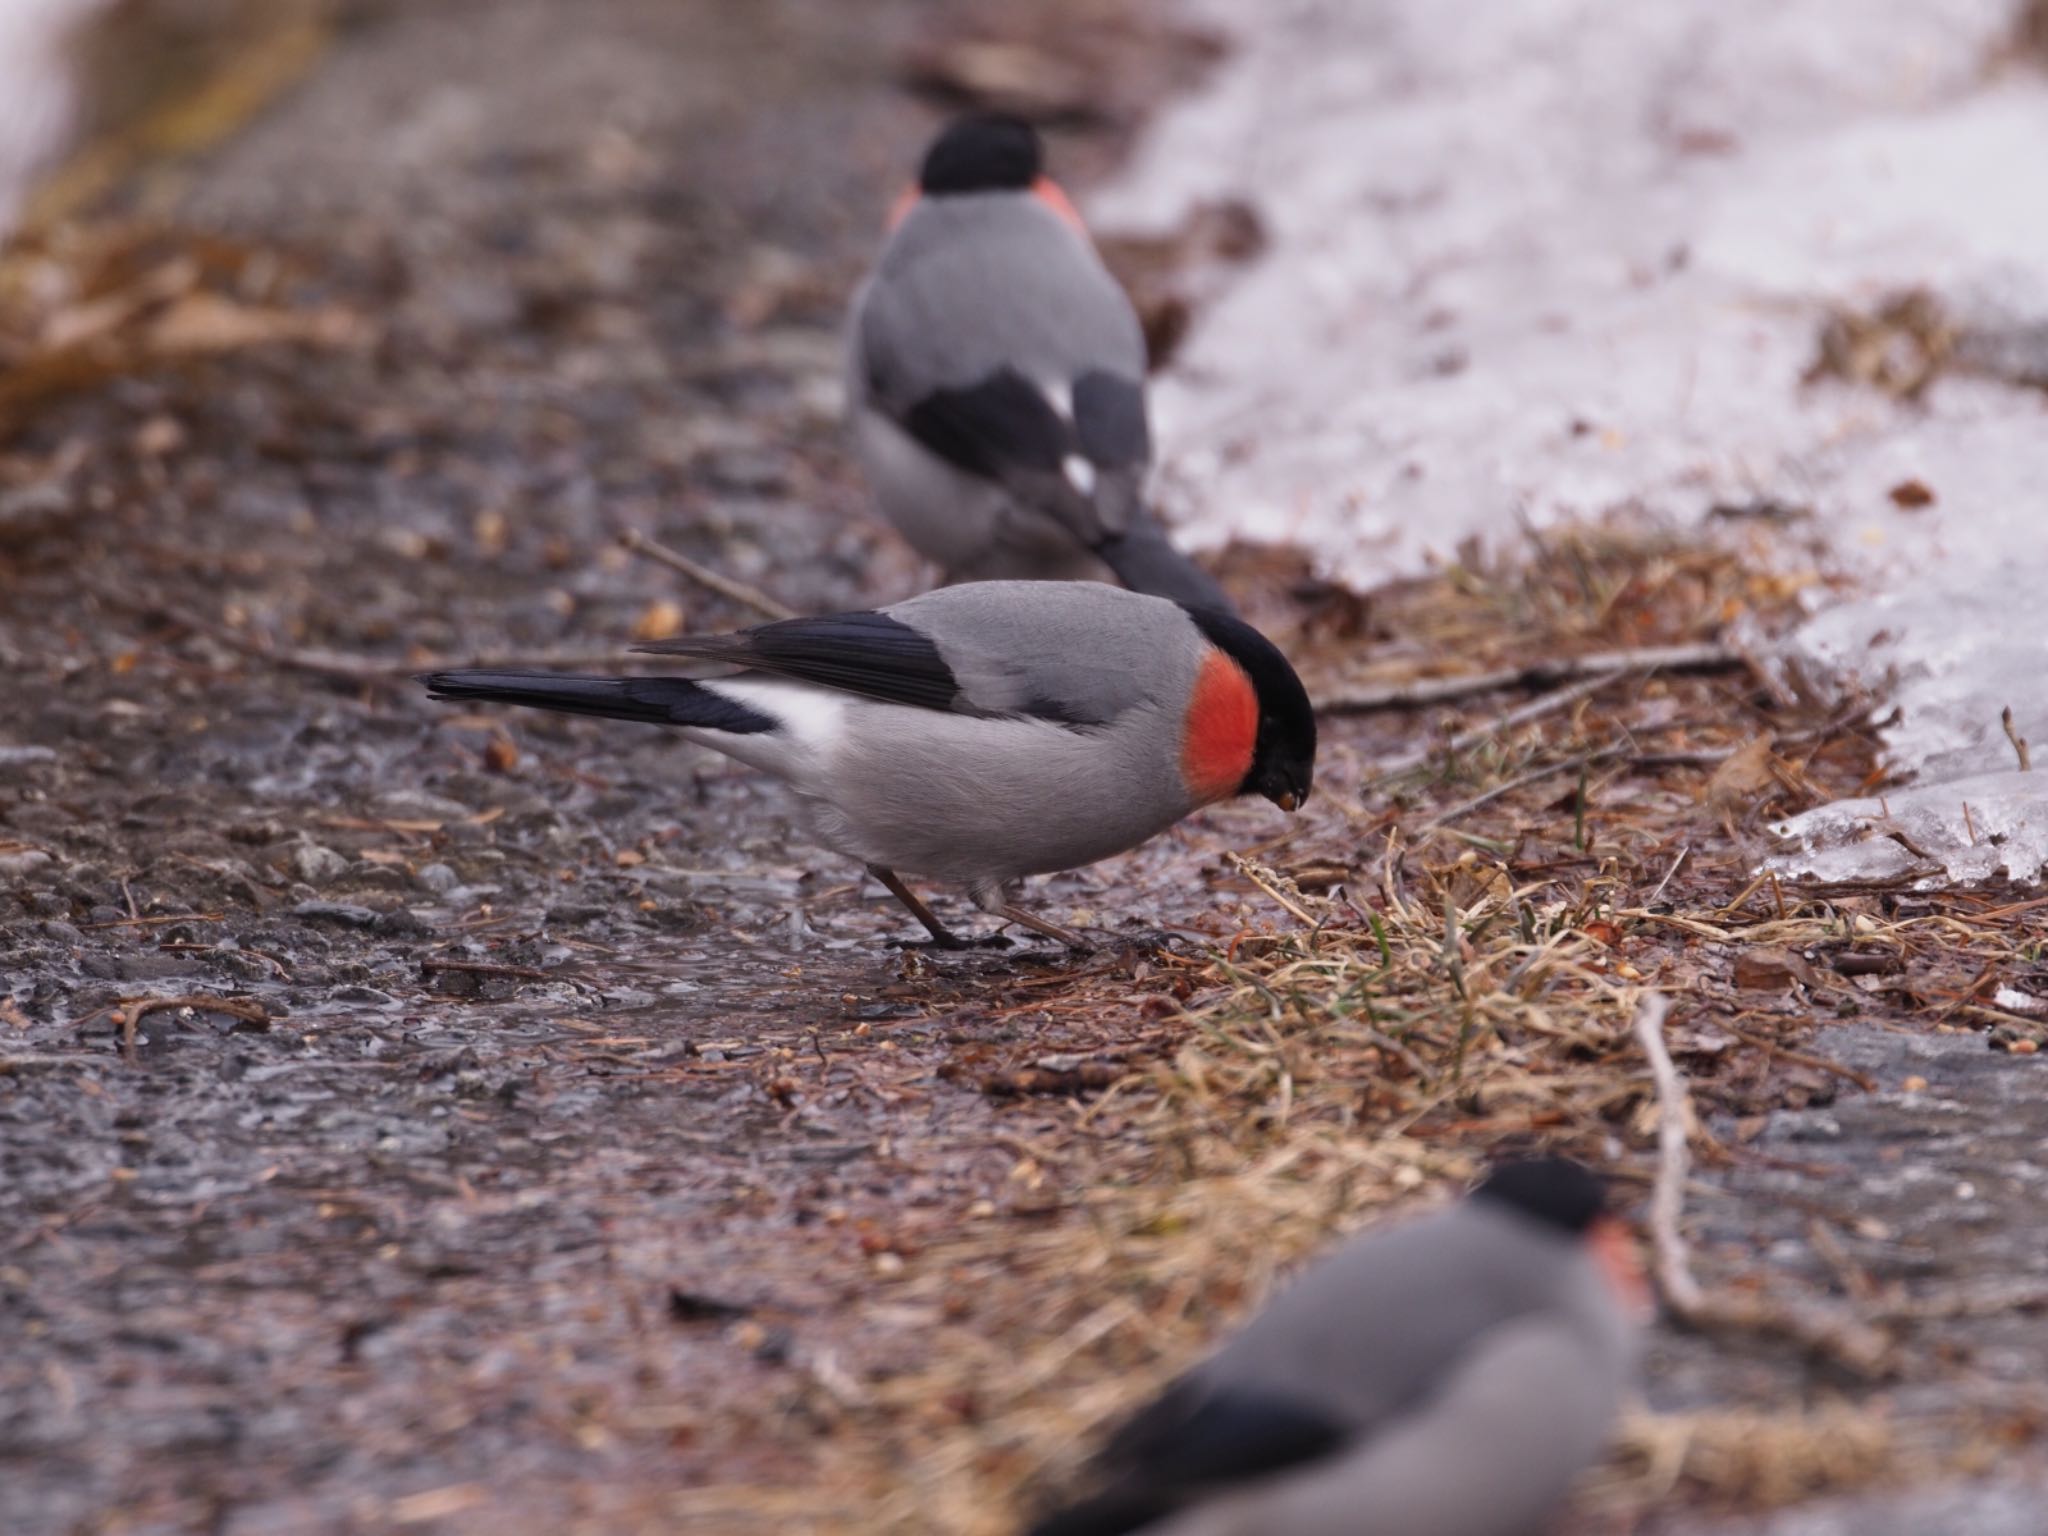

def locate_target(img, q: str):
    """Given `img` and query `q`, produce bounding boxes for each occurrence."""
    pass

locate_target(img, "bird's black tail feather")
[420,670,776,733]
[1094,518,1236,616]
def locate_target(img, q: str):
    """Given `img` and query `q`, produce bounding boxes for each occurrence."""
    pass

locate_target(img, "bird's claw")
[887,931,1015,952]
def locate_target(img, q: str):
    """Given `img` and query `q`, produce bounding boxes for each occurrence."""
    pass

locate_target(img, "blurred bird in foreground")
[847,113,1232,612]
[1028,1159,1646,1536]
[422,581,1311,950]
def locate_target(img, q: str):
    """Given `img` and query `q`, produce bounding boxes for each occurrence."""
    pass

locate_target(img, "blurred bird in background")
[847,113,1233,613]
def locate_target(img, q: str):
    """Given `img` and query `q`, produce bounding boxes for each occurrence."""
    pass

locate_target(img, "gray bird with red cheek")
[420,581,1312,950]
[1027,1159,1648,1536]
[847,114,1232,613]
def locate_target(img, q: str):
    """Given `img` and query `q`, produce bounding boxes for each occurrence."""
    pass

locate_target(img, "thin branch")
[1875,1277,2048,1323]
[2003,705,2031,772]
[1319,640,1743,716]
[620,529,797,622]
[91,994,271,1065]
[1412,745,1729,832]
[89,583,647,681]
[1632,991,1896,1377]
[1643,845,1689,907]
[1364,672,1616,788]
[1634,992,1702,1314]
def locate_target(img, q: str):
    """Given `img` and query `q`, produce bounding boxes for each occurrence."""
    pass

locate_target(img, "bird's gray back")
[856,195,1146,411]
[884,581,1206,724]
[1199,1203,1630,1433]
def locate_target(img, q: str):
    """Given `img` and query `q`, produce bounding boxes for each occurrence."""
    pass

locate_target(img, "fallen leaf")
[473,508,509,555]
[1733,946,1818,990]
[631,599,686,641]
[1706,735,1777,811]
[145,292,364,355]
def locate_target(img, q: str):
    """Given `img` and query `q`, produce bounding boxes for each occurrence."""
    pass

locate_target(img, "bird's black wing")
[1028,1381,1351,1536]
[634,611,964,714]
[899,367,1069,481]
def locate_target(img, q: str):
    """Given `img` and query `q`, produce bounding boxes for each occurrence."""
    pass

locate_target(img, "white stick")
[1632,991,1704,1313]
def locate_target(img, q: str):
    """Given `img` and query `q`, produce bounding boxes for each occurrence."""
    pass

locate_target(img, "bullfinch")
[421,580,1312,949]
[847,114,1233,613]
[1028,1159,1647,1536]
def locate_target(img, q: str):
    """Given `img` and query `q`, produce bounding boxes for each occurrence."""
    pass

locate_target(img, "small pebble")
[291,842,350,886]
[415,862,460,895]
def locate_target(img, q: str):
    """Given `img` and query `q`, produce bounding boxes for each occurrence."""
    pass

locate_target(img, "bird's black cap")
[1182,605,1317,812]
[920,114,1044,195]
[1472,1157,1607,1235]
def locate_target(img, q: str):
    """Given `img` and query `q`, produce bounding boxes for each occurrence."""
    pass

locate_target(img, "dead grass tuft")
[1593,1403,1918,1514]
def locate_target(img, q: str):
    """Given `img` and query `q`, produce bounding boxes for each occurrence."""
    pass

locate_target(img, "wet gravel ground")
[5,3,2048,1533]
[0,2,1241,1529]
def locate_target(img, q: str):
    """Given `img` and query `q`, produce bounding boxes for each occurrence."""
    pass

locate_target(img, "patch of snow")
[0,0,107,239]
[1768,770,2048,887]
[1101,0,2048,883]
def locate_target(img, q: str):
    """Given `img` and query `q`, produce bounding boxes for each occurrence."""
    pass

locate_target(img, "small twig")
[1320,641,1742,716]
[1416,750,1599,832]
[1633,991,1896,1377]
[1715,1019,1878,1092]
[1365,672,1616,787]
[1634,993,1702,1314]
[1222,852,1321,928]
[1410,745,1731,833]
[2003,706,2031,771]
[1875,1277,2048,1323]
[619,529,797,622]
[89,585,409,684]
[81,911,224,930]
[1644,845,1689,907]
[98,994,271,1065]
[91,581,648,681]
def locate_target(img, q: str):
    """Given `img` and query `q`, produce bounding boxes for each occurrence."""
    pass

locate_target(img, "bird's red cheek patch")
[1180,649,1259,805]
[886,185,919,232]
[1591,1219,1654,1322]
[1032,176,1088,236]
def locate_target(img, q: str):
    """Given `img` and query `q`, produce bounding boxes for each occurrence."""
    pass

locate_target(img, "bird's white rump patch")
[1061,454,1097,495]
[704,678,846,753]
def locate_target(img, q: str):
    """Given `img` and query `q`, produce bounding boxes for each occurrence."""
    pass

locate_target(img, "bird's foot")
[886,930,1014,952]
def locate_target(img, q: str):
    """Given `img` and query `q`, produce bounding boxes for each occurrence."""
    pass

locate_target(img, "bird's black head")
[1473,1157,1607,1236]
[1184,606,1317,812]
[919,113,1044,196]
